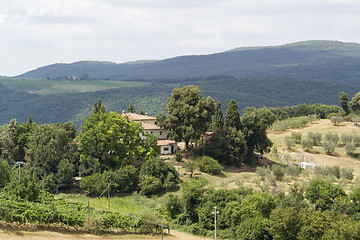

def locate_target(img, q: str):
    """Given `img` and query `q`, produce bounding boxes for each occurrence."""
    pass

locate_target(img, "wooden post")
[107,184,110,210]
[161,225,163,240]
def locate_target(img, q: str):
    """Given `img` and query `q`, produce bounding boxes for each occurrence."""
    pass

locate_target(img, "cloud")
[0,0,360,76]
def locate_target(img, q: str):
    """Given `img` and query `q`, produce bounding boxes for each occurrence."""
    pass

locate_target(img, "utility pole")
[14,161,25,183]
[212,207,219,240]
[107,183,110,210]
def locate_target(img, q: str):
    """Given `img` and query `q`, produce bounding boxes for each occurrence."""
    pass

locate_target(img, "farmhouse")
[122,110,177,155]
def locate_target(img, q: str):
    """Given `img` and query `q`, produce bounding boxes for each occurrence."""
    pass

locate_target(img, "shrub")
[345,142,356,156]
[197,156,223,174]
[329,115,344,126]
[323,140,336,154]
[138,175,162,195]
[308,132,322,145]
[353,133,360,146]
[175,151,183,162]
[284,137,296,149]
[352,115,360,125]
[341,133,353,145]
[325,132,339,145]
[301,138,313,151]
[256,166,271,180]
[116,165,139,193]
[272,165,285,181]
[285,165,301,178]
[291,132,302,144]
[340,168,354,181]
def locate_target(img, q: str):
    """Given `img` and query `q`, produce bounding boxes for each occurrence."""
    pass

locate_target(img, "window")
[151,131,153,134]
[164,147,169,151]
[160,131,162,135]
[142,132,145,136]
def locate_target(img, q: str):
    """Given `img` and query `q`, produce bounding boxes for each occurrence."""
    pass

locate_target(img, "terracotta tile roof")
[123,112,156,121]
[142,123,162,130]
[157,139,177,146]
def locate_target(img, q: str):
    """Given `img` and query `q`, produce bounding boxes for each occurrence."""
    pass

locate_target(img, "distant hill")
[18,40,360,86]
[1,40,359,127]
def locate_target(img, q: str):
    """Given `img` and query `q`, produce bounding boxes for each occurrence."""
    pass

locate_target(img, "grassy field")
[0,77,150,95]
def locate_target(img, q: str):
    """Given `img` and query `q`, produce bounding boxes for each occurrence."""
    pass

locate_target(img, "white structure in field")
[300,162,317,169]
[122,111,177,155]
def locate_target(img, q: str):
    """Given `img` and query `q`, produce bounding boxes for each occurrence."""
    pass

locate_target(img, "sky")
[1,0,360,76]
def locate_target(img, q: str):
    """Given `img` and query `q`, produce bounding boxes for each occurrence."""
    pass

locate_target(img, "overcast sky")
[1,0,360,76]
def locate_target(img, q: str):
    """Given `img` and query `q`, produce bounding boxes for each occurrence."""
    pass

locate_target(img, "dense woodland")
[2,85,360,239]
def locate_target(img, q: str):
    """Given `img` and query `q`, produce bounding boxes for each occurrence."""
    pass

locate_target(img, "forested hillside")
[18,40,360,86]
[1,40,360,126]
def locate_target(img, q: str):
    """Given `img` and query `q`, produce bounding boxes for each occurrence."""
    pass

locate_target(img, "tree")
[338,91,350,115]
[165,85,215,150]
[197,156,223,174]
[350,92,360,113]
[0,158,10,188]
[127,103,135,113]
[1,119,21,164]
[305,178,345,211]
[92,98,106,114]
[240,107,276,157]
[78,109,152,176]
[212,102,224,131]
[224,99,241,130]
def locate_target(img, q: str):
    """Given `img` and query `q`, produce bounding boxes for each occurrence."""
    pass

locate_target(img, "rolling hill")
[1,40,360,127]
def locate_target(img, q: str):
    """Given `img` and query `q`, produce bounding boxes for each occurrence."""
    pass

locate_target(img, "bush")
[116,165,139,193]
[340,168,354,180]
[323,140,336,154]
[301,138,313,151]
[291,132,302,144]
[345,142,356,156]
[197,156,223,174]
[325,132,339,145]
[285,165,301,178]
[308,132,322,145]
[272,165,285,181]
[329,115,344,126]
[284,137,296,149]
[138,175,162,195]
[175,151,183,162]
[341,133,353,145]
[256,166,271,180]
[353,133,360,146]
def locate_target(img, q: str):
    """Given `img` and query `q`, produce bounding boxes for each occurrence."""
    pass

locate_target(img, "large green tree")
[225,99,241,130]
[350,92,360,113]
[78,105,156,176]
[212,102,224,131]
[165,85,215,149]
[338,91,349,115]
[240,107,276,157]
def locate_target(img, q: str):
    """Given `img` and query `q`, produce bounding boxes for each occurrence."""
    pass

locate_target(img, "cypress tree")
[225,99,241,130]
[213,102,224,131]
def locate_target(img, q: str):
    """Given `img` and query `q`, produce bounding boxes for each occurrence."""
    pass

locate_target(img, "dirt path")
[0,224,211,240]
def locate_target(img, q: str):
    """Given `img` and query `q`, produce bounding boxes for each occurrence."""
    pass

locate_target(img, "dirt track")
[0,223,211,240]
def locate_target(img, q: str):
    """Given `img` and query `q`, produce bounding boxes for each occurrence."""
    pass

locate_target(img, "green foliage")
[240,107,275,156]
[138,175,162,195]
[80,172,107,196]
[345,142,356,155]
[329,115,344,126]
[350,92,360,113]
[291,132,302,144]
[323,140,336,154]
[174,151,183,162]
[139,157,179,194]
[284,137,296,149]
[256,166,271,180]
[164,194,182,219]
[272,165,285,181]
[270,115,317,132]
[116,165,139,193]
[212,102,224,131]
[305,178,346,211]
[269,207,301,240]
[78,110,149,175]
[236,215,270,240]
[338,91,350,115]
[4,169,41,201]
[301,138,313,151]
[225,99,241,130]
[197,156,223,175]
[165,85,215,149]
[340,167,354,180]
[0,159,10,188]
[285,165,302,179]
[307,132,321,145]
[185,160,197,178]
[204,126,247,165]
